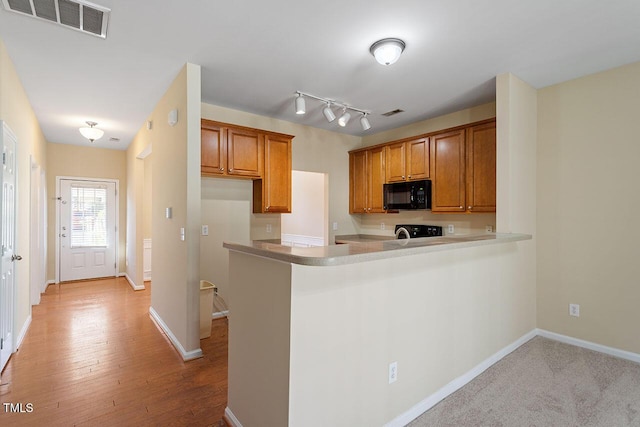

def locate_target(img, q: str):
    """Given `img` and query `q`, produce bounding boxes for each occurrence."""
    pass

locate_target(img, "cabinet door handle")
[408,175,411,179]
[229,168,233,172]
[468,206,472,210]
[402,175,405,180]
[220,167,224,171]
[459,206,463,209]
[266,206,270,211]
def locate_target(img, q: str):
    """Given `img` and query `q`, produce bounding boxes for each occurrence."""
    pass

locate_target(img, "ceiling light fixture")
[293,91,371,130]
[338,109,351,127]
[370,38,406,66]
[295,92,306,115]
[360,113,371,131]
[79,121,104,142]
[323,102,336,122]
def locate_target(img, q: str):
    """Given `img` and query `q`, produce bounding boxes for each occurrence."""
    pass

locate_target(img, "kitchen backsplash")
[353,211,496,236]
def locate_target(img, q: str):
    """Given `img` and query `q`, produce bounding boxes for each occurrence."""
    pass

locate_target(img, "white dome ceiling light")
[370,38,406,66]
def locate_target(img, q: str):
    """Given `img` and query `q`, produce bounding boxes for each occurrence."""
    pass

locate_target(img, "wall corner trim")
[16,314,33,350]
[148,306,203,361]
[223,407,243,427]
[122,273,145,291]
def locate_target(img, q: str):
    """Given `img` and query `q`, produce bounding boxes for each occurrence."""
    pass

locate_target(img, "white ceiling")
[1,0,639,150]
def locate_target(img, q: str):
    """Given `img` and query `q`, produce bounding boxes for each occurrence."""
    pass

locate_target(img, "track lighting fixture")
[322,102,336,122]
[360,113,371,131]
[295,92,306,115]
[370,38,406,66]
[338,109,351,127]
[293,91,371,131]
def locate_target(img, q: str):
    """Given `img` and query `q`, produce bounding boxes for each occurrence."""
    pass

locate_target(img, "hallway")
[0,277,228,426]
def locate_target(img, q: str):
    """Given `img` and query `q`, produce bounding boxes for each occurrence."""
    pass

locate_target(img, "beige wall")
[537,61,640,354]
[0,38,48,346]
[200,177,251,310]
[201,103,362,243]
[46,143,127,280]
[281,170,327,241]
[143,154,152,239]
[126,64,202,357]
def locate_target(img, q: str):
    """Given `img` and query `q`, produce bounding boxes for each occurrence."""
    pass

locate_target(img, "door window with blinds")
[70,184,108,248]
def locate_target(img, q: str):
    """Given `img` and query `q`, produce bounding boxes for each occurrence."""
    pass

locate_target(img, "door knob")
[11,254,22,261]
[61,234,66,237]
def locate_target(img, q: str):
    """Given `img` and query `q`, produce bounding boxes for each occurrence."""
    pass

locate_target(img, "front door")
[1,122,18,372]
[59,179,117,282]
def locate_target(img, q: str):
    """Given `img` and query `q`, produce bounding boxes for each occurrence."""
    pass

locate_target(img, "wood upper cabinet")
[202,119,294,213]
[201,122,226,176]
[350,151,367,213]
[201,119,263,179]
[385,138,429,182]
[431,119,496,213]
[466,121,496,213]
[254,134,292,213]
[349,147,386,214]
[227,127,263,178]
[431,129,467,213]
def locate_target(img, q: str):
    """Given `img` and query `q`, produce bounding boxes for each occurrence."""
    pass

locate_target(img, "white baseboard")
[148,306,202,361]
[224,407,243,427]
[536,329,640,364]
[386,328,640,426]
[385,329,538,427]
[44,280,55,291]
[212,310,229,320]
[122,273,145,291]
[16,314,32,349]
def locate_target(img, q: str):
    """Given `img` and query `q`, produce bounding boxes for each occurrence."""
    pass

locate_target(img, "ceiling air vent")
[2,0,110,38]
[381,109,405,117]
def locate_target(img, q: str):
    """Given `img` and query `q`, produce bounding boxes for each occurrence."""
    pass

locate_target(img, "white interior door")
[59,179,117,282]
[1,122,18,372]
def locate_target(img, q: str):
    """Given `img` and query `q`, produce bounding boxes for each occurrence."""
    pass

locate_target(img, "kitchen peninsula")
[223,232,532,426]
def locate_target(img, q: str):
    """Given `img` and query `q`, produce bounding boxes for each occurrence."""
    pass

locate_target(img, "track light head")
[338,109,351,127]
[295,93,306,115]
[360,114,371,131]
[323,103,336,122]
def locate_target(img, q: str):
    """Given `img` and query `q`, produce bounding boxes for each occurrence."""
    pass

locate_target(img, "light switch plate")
[202,225,209,236]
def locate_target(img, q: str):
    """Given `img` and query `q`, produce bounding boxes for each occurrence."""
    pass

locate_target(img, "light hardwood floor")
[0,277,228,426]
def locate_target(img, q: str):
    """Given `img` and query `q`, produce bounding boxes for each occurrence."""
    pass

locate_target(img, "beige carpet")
[408,337,640,426]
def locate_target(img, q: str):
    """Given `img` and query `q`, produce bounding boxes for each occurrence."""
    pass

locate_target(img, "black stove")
[394,224,443,239]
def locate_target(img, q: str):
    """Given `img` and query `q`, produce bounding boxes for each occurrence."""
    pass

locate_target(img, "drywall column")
[145,63,202,359]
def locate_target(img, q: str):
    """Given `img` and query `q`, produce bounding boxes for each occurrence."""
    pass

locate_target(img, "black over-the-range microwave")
[383,179,431,210]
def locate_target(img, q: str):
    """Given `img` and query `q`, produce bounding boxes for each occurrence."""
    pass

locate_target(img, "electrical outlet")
[380,223,385,230]
[201,225,209,236]
[448,224,454,234]
[485,225,493,233]
[266,224,272,233]
[389,361,398,384]
[569,304,580,317]
[333,222,338,231]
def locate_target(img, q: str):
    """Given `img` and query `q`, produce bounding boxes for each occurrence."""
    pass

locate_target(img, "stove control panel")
[394,224,443,239]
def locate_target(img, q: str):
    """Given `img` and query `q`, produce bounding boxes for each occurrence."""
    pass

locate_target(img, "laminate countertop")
[223,232,532,267]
